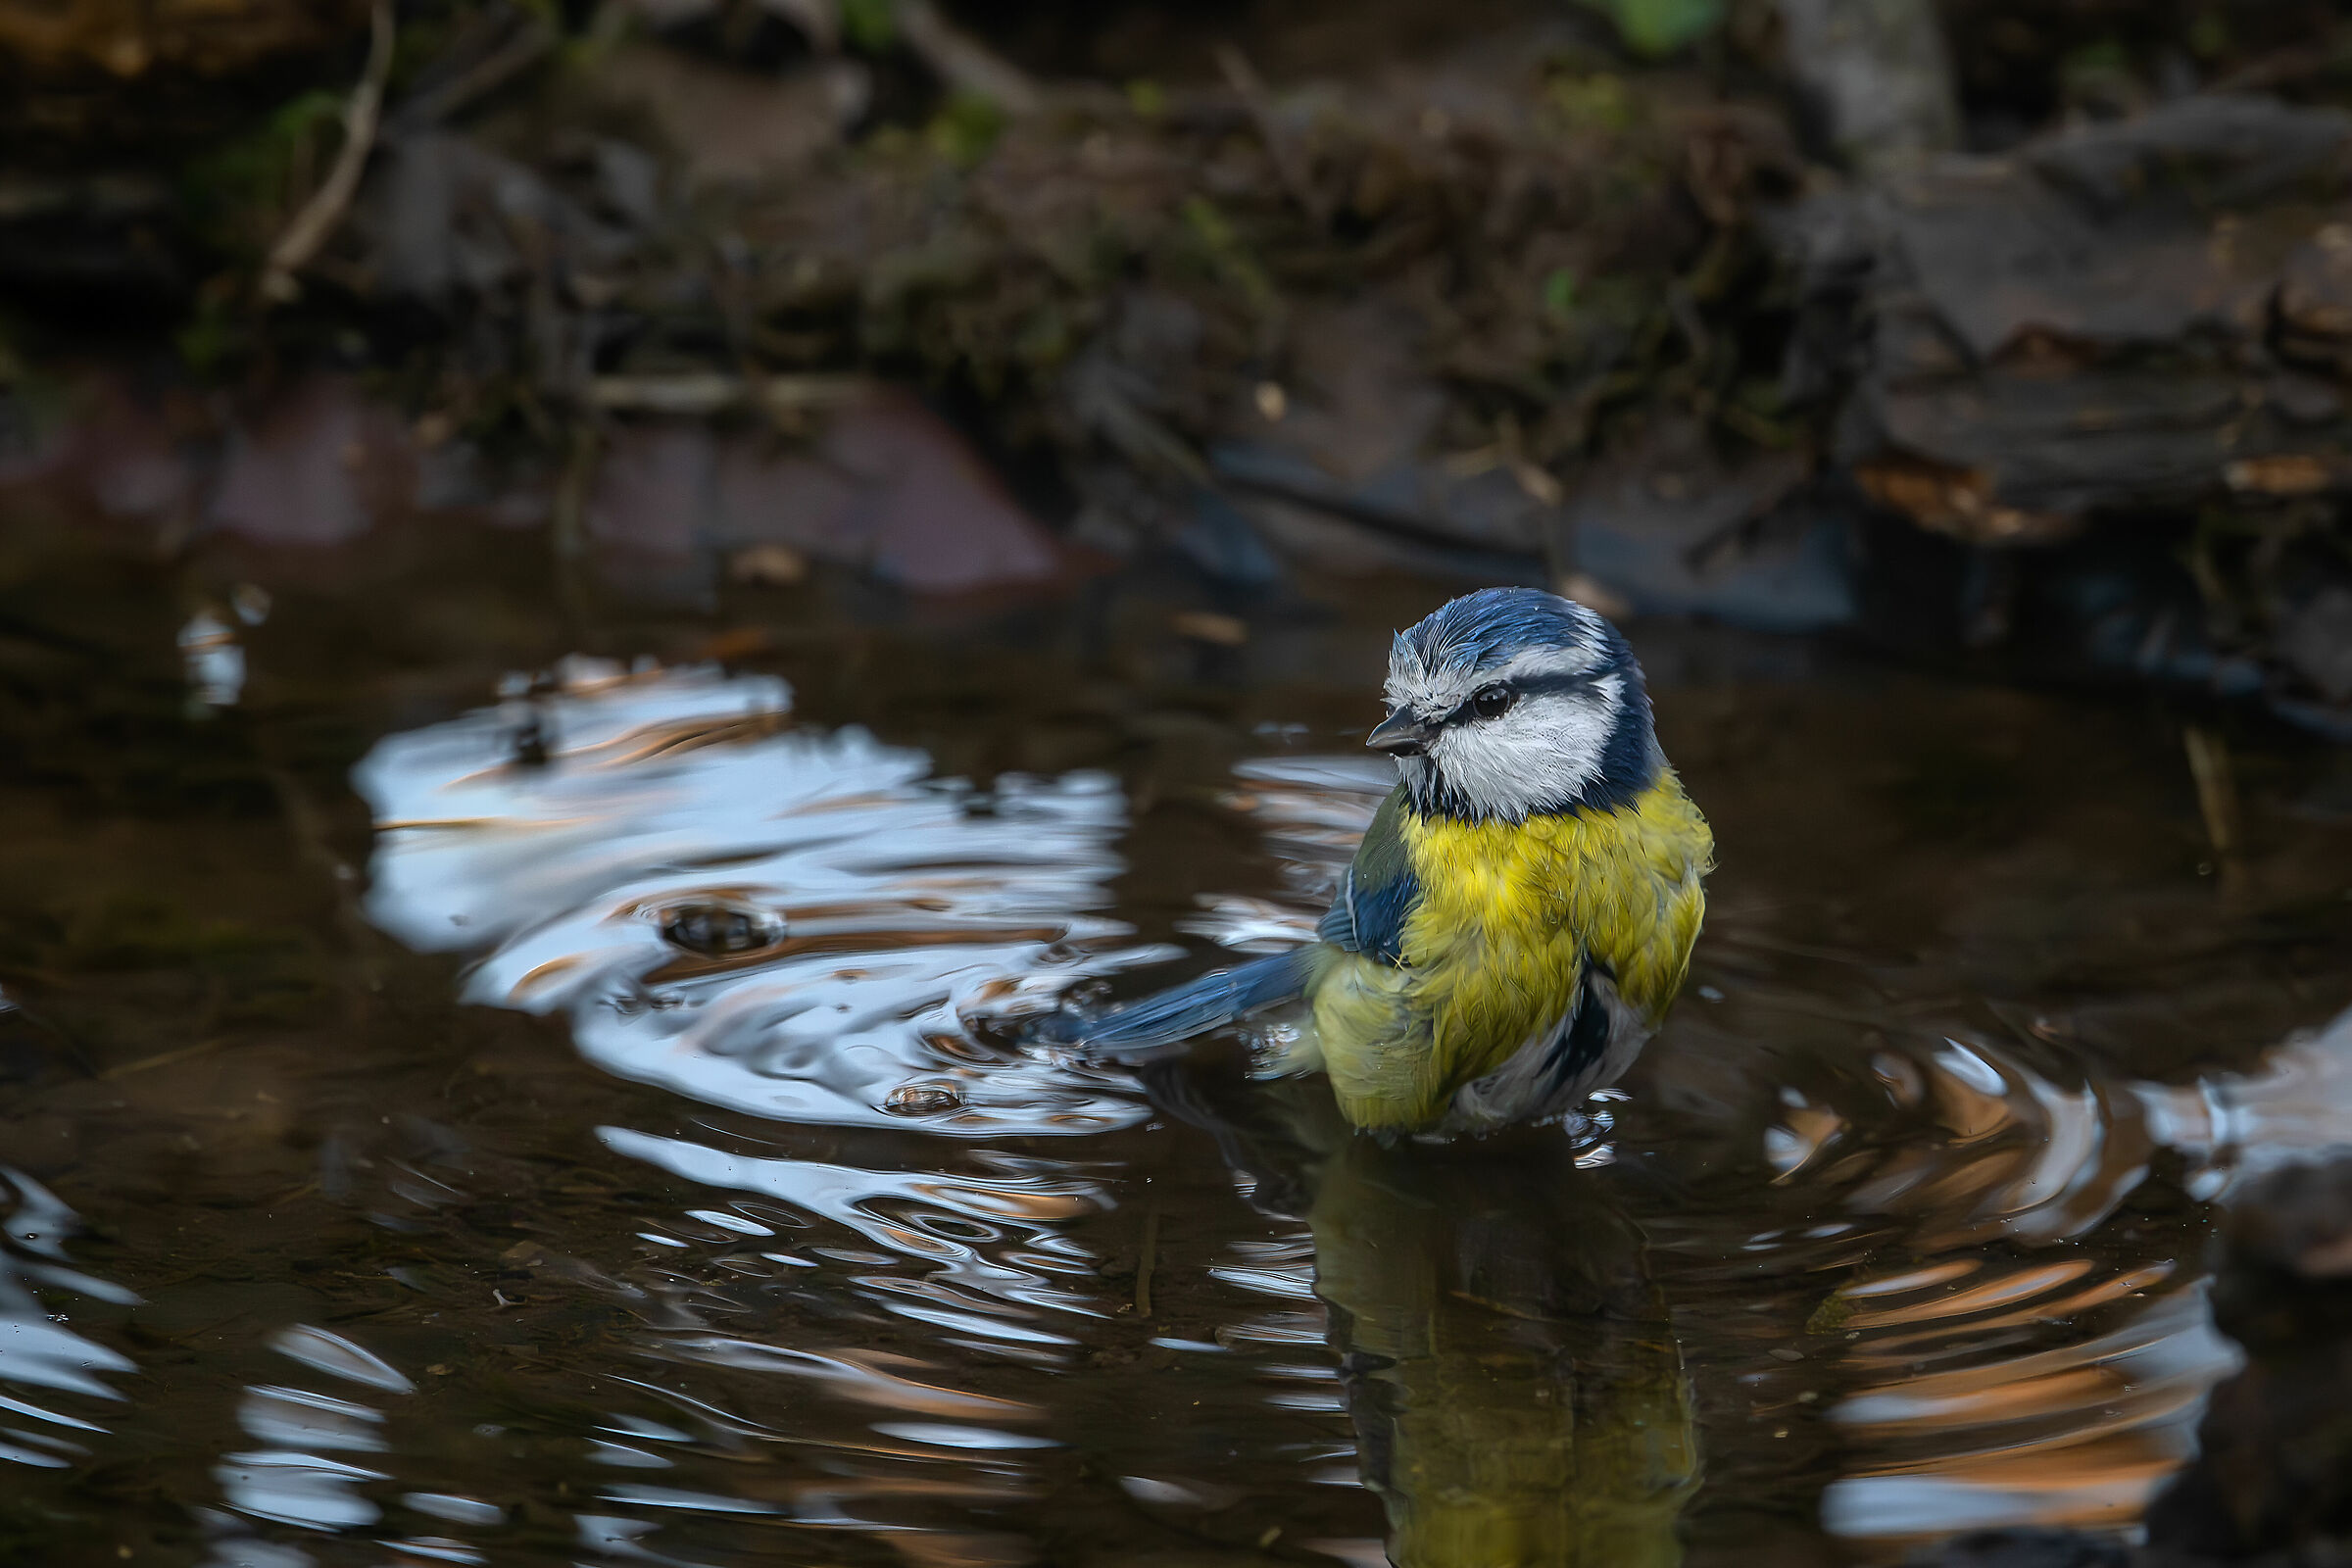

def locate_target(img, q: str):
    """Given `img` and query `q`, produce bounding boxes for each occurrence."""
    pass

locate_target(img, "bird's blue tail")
[1043,952,1306,1055]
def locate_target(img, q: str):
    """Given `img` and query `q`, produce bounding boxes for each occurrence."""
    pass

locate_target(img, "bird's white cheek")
[1427,696,1612,819]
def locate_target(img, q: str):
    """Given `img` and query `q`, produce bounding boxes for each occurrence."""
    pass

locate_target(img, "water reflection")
[356,658,1160,1134]
[355,660,1163,1562]
[1157,1068,1699,1567]
[345,661,2352,1563]
[1213,756,2339,1553]
[606,1125,1108,1345]
[204,1326,426,1564]
[1322,1150,1694,1567]
[1726,1004,2352,1544]
[1822,1283,2234,1538]
[0,1167,138,1471]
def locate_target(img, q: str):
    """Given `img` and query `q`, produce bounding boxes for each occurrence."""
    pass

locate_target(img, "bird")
[1061,586,1713,1138]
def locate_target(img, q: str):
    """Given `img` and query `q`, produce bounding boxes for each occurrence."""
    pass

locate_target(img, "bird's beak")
[1367,707,1435,757]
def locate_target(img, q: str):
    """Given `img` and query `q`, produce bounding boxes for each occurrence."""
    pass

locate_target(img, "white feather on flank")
[1383,638,1625,822]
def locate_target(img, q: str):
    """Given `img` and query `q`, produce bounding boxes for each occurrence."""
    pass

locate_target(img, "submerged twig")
[1134,1204,1159,1319]
[105,1037,225,1080]
[553,422,601,564]
[261,761,383,1003]
[262,0,396,303]
[2184,724,2243,858]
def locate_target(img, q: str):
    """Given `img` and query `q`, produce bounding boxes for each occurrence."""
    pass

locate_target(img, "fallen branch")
[387,10,558,134]
[763,0,839,54]
[898,0,1042,115]
[1216,45,1327,224]
[261,0,396,304]
[585,371,875,416]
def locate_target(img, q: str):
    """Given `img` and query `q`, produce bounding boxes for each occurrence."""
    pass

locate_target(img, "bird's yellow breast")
[1311,770,1712,1130]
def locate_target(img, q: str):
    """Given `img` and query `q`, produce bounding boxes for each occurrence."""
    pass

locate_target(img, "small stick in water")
[1135,1206,1159,1320]
[2184,725,2241,857]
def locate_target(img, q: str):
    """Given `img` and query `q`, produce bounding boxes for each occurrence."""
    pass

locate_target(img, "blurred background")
[11,3,2352,1567]
[5,0,2352,694]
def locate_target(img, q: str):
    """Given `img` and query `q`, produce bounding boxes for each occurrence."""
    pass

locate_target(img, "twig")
[2184,724,2241,858]
[897,0,1042,115]
[1215,45,1326,224]
[766,0,840,54]
[105,1038,226,1080]
[553,422,601,564]
[261,761,383,1001]
[262,0,397,303]
[1134,1204,1159,1319]
[386,11,557,134]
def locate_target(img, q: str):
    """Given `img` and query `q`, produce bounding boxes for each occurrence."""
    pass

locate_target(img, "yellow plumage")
[1073,587,1713,1137]
[1304,769,1713,1131]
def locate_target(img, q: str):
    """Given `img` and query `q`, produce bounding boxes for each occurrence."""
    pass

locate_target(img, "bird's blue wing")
[1044,785,1415,1056]
[1316,784,1417,966]
[1044,952,1305,1054]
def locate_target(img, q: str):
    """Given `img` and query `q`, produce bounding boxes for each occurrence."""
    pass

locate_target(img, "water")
[7,513,2352,1567]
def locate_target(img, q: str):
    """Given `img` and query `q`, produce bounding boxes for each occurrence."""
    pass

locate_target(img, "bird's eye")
[1467,684,1516,721]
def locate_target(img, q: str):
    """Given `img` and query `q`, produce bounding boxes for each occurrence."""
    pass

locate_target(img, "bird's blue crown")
[1396,586,1630,679]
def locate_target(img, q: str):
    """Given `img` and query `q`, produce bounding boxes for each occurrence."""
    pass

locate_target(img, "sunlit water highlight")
[356,658,1163,1136]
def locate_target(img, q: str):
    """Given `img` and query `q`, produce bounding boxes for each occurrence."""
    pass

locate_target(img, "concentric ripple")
[356,658,1165,1135]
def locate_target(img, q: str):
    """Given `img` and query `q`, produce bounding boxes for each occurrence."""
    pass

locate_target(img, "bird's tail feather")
[1046,953,1306,1055]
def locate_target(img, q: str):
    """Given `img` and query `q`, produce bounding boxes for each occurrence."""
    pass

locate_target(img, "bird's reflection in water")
[1152,1063,1699,1568]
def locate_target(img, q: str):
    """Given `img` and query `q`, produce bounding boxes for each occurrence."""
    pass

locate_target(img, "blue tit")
[1071,586,1713,1136]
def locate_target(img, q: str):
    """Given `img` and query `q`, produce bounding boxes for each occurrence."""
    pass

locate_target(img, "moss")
[178,88,350,261]
[927,90,1007,169]
[841,0,898,54]
[1580,0,1726,58]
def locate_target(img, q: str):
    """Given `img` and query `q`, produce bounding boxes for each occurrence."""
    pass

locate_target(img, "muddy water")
[8,515,2352,1568]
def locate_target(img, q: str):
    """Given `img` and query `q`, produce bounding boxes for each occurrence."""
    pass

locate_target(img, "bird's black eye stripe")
[1441,667,1609,726]
[1457,684,1517,723]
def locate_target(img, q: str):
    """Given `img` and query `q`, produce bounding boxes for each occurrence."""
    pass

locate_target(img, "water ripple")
[341,681,2352,1562]
[0,1168,136,1467]
[1207,755,2352,1553]
[359,660,1165,1136]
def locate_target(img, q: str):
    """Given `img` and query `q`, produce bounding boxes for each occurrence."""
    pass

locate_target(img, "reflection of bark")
[1776,0,1959,172]
[1150,1068,1699,1567]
